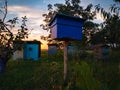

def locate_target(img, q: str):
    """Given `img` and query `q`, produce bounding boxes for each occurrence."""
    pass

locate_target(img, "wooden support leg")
[63,41,68,81]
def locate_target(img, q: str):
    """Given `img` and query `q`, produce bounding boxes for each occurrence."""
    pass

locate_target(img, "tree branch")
[3,0,7,22]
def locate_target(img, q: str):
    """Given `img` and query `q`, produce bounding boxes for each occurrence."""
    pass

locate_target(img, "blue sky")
[1,0,117,48]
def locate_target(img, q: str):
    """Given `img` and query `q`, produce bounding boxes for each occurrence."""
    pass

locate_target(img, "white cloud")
[7,5,49,40]
[43,0,65,4]
[8,5,46,24]
[94,13,104,23]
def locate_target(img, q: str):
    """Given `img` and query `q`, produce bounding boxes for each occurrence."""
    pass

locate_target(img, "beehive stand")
[49,13,85,83]
[63,41,68,81]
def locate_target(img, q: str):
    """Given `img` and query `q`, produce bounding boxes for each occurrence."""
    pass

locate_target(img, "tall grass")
[0,50,119,90]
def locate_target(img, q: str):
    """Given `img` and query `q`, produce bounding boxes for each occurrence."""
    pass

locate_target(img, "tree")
[91,30,106,45]
[94,1,120,48]
[114,0,120,2]
[0,0,29,72]
[41,0,99,46]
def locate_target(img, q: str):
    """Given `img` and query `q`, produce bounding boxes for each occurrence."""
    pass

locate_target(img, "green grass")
[0,50,120,90]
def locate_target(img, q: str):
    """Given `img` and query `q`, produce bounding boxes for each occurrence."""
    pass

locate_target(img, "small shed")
[49,13,85,40]
[93,44,110,60]
[13,41,41,60]
[48,44,57,55]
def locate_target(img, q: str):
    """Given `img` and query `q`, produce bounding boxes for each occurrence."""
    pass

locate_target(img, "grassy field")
[0,50,120,90]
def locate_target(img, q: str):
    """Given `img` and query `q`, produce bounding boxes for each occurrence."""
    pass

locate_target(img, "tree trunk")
[0,46,12,73]
[0,56,9,73]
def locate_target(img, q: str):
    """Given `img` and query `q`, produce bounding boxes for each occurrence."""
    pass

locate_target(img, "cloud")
[94,13,104,23]
[7,5,49,40]
[8,5,46,23]
[43,0,65,4]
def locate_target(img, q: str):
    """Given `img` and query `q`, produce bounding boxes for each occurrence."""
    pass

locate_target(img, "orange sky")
[41,40,48,50]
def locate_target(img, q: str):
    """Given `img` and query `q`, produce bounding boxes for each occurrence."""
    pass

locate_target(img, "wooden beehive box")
[48,44,57,55]
[49,14,85,40]
[13,41,41,60]
[93,44,110,60]
[23,41,41,60]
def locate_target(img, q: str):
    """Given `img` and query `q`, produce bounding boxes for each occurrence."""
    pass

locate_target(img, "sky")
[0,0,117,49]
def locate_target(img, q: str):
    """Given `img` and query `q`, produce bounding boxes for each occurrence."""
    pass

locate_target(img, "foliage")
[83,21,99,44]
[94,1,120,48]
[114,0,120,2]
[0,16,29,65]
[0,0,29,72]
[0,0,29,51]
[91,30,106,44]
[102,15,120,48]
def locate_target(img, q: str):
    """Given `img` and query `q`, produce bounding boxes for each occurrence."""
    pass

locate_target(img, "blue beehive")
[23,41,41,60]
[49,14,86,40]
[48,44,57,55]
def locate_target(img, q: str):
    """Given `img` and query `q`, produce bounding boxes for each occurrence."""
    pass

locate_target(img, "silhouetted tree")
[114,0,120,2]
[0,0,29,72]
[94,1,120,48]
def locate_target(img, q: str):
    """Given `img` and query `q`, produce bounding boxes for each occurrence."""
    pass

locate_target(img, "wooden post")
[63,41,68,81]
